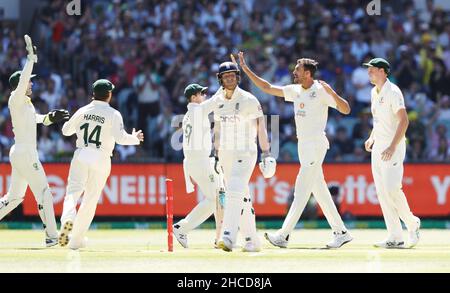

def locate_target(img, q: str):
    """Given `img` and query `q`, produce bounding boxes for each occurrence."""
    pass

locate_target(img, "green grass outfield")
[0,229,449,273]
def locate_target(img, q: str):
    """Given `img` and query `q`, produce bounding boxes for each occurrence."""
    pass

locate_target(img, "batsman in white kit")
[0,35,70,247]
[213,61,276,252]
[58,79,144,249]
[238,52,353,248]
[172,83,226,248]
[363,58,420,249]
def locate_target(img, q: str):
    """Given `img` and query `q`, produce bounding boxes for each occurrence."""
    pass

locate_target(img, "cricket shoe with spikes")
[173,224,188,248]
[45,237,58,247]
[408,217,421,248]
[264,232,289,248]
[217,237,233,252]
[242,242,261,252]
[326,230,353,248]
[58,220,73,247]
[374,239,405,249]
[68,237,88,250]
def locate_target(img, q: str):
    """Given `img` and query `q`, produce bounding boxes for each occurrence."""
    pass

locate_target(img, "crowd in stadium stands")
[0,0,449,163]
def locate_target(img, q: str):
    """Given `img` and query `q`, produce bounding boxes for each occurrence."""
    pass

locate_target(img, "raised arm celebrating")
[236,51,284,97]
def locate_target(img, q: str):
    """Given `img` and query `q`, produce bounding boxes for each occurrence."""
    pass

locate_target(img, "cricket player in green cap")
[58,78,144,250]
[173,83,226,249]
[0,35,69,247]
[363,57,420,248]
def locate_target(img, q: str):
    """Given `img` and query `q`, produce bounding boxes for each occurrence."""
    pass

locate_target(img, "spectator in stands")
[0,0,448,164]
[352,108,372,140]
[428,136,450,161]
[331,126,355,161]
[406,111,427,156]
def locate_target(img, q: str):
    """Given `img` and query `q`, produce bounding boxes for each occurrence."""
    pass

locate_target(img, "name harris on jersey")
[83,114,105,124]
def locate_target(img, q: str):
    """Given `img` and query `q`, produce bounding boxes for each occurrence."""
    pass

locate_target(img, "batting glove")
[259,151,277,178]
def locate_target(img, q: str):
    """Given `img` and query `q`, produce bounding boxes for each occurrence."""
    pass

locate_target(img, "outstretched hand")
[48,109,70,123]
[24,35,38,62]
[230,53,237,65]
[238,51,248,68]
[132,128,144,142]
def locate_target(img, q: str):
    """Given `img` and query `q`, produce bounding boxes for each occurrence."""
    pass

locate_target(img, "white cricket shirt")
[370,79,406,143]
[212,87,264,153]
[62,100,140,157]
[8,59,47,148]
[182,99,215,160]
[282,80,337,142]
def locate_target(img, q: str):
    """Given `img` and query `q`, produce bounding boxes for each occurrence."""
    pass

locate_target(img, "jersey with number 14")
[62,100,140,157]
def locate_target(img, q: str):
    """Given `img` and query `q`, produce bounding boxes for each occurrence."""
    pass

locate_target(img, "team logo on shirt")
[209,174,215,183]
[235,103,240,114]
[379,97,384,104]
[310,91,317,98]
[33,163,39,171]
[220,115,241,123]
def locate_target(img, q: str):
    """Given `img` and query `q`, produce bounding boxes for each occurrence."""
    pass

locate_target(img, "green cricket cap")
[184,83,208,99]
[363,58,390,74]
[93,79,115,96]
[9,71,36,89]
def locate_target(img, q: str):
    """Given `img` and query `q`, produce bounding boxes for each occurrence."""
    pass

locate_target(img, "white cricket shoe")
[58,220,73,247]
[45,237,58,247]
[68,237,88,250]
[326,230,353,248]
[408,217,421,248]
[374,239,405,249]
[173,225,188,248]
[242,242,261,252]
[264,232,289,248]
[217,237,233,252]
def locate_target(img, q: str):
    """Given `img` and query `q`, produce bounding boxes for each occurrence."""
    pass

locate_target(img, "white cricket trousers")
[175,157,221,234]
[0,144,57,238]
[60,148,111,248]
[279,136,346,237]
[371,140,418,241]
[219,150,259,246]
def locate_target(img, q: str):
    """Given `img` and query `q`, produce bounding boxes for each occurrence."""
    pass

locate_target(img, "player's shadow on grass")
[276,246,330,250]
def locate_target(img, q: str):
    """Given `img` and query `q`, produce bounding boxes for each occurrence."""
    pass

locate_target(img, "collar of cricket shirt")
[221,86,241,102]
[187,102,201,111]
[377,79,391,96]
[92,100,110,106]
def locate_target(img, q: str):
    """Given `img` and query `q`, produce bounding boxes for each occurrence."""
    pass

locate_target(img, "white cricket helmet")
[259,156,277,178]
